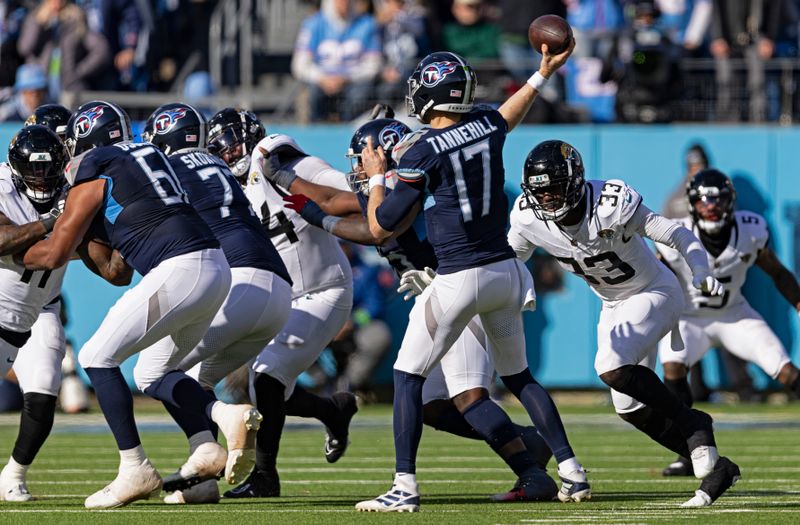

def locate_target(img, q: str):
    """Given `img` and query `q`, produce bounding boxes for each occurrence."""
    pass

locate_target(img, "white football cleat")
[164,480,220,504]
[162,442,226,492]
[210,403,262,484]
[681,490,712,507]
[355,486,420,512]
[0,480,32,502]
[84,458,162,509]
[690,446,719,480]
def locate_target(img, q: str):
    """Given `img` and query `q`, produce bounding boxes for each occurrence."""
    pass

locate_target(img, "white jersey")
[0,165,66,333]
[246,135,352,298]
[508,179,667,303]
[656,211,769,316]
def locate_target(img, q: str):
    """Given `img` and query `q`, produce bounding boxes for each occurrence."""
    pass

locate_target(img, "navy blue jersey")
[68,142,218,275]
[356,191,438,277]
[169,150,290,283]
[375,107,515,274]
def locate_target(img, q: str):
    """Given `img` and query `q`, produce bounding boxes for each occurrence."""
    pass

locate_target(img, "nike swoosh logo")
[622,234,632,243]
[6,357,14,363]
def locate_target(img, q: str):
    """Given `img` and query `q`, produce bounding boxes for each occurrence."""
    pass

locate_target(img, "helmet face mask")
[521,141,585,221]
[8,125,67,205]
[687,169,736,234]
[208,108,265,179]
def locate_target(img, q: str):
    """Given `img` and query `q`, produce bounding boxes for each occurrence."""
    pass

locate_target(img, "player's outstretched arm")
[22,180,104,270]
[756,247,800,313]
[283,193,383,246]
[286,176,361,217]
[0,212,47,257]
[498,39,575,132]
[77,239,133,286]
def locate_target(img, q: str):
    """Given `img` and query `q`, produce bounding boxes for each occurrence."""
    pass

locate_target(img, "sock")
[557,457,583,478]
[206,390,219,441]
[501,369,575,463]
[2,456,29,482]
[161,401,211,439]
[393,370,425,474]
[188,430,216,454]
[144,370,216,417]
[119,444,146,469]
[618,406,691,458]
[85,367,141,450]
[461,397,537,478]
[517,424,553,469]
[427,403,483,440]
[11,393,56,465]
[285,385,337,428]
[393,472,418,492]
[603,365,690,422]
[665,377,694,408]
[254,373,286,472]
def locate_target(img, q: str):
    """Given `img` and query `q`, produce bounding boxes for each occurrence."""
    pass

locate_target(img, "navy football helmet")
[65,100,132,157]
[8,125,68,204]
[25,104,72,140]
[521,140,586,221]
[687,169,736,234]
[207,107,265,179]
[143,103,207,155]
[345,117,411,193]
[406,52,476,123]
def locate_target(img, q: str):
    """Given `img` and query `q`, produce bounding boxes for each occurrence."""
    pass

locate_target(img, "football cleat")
[490,468,558,502]
[557,468,591,503]
[324,392,358,464]
[223,468,280,498]
[681,456,741,507]
[355,486,420,512]
[684,409,718,479]
[164,479,220,504]
[209,402,262,484]
[0,481,32,502]
[162,442,226,492]
[84,459,162,509]
[662,456,694,477]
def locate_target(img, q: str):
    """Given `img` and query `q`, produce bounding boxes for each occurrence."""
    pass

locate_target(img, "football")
[528,14,573,55]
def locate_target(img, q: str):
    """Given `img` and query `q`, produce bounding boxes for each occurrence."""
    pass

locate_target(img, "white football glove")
[257,148,296,188]
[397,267,436,301]
[692,269,725,296]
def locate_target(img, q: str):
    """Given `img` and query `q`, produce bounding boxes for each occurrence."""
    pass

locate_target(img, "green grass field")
[1,398,799,525]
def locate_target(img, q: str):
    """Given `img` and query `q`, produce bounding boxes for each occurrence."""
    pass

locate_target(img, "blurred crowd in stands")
[0,0,799,121]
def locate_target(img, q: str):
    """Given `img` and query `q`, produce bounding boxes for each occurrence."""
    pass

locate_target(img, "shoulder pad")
[594,179,643,232]
[392,129,429,164]
[257,134,307,156]
[735,210,769,245]
[64,150,94,186]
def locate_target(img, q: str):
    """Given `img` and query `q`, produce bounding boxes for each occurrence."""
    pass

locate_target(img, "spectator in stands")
[655,0,712,53]
[567,0,625,59]
[183,70,216,119]
[601,0,683,122]
[77,0,149,91]
[375,0,429,105]
[662,142,709,219]
[711,0,783,122]
[0,1,29,88]
[18,0,111,98]
[292,0,381,122]
[0,63,49,121]
[442,0,500,63]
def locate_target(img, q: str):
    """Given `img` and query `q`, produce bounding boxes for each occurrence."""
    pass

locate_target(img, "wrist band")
[368,174,385,193]
[41,214,56,233]
[321,215,342,233]
[527,71,549,91]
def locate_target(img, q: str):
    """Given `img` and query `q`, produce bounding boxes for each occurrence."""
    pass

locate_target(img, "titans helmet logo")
[421,61,459,87]
[378,123,407,150]
[74,106,105,138]
[154,108,189,135]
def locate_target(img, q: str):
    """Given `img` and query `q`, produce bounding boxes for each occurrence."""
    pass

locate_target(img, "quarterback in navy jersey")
[276,113,556,501]
[348,44,591,513]
[142,103,293,504]
[20,101,262,509]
